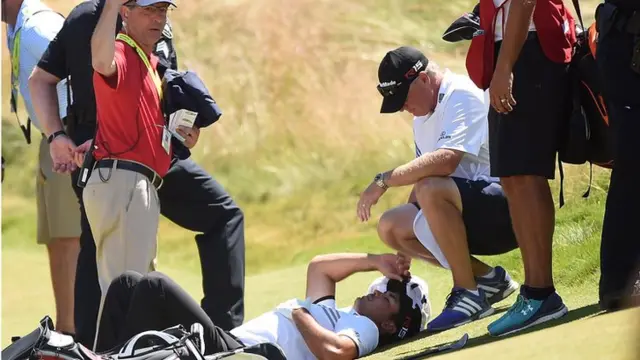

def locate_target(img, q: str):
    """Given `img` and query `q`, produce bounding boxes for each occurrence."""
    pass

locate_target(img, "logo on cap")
[379,80,399,88]
[404,60,424,80]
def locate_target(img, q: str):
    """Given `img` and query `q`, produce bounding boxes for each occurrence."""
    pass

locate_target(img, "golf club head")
[442,3,481,43]
[400,333,469,360]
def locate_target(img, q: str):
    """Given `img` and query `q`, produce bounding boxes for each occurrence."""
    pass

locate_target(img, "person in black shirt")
[28,0,246,348]
[594,0,640,310]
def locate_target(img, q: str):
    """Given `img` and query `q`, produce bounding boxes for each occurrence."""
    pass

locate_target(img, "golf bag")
[1,316,206,360]
[2,316,287,360]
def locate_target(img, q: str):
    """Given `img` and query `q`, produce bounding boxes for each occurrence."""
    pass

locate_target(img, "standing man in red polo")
[464,0,576,336]
[86,0,176,327]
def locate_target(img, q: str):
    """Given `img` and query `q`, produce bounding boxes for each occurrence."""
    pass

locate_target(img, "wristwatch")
[374,173,388,190]
[47,130,67,144]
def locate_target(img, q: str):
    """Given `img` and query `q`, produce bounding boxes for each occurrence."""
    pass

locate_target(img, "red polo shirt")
[93,38,171,177]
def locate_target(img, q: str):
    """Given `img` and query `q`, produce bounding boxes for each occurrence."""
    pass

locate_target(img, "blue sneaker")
[487,291,568,337]
[475,266,519,305]
[427,287,495,332]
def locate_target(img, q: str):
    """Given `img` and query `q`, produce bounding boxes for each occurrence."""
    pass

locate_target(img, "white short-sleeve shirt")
[6,0,68,132]
[230,297,379,359]
[413,69,498,183]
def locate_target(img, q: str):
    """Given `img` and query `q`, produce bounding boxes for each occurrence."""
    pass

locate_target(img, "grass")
[3,0,639,358]
[3,227,640,358]
[1,0,605,274]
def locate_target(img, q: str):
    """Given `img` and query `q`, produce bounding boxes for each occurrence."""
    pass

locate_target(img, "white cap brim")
[135,0,177,7]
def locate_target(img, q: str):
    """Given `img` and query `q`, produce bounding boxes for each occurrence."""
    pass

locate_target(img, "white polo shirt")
[6,0,68,132]
[230,297,379,360]
[412,69,497,183]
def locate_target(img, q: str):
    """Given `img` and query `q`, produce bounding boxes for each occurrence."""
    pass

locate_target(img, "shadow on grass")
[369,305,512,358]
[393,303,602,360]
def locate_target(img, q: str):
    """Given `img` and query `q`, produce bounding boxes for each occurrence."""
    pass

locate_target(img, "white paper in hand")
[168,109,198,142]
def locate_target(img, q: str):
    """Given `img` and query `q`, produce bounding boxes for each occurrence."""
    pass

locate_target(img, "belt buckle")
[93,158,106,171]
[151,171,163,190]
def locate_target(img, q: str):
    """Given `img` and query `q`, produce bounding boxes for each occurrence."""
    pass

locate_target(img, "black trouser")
[596,4,640,308]
[95,271,243,354]
[70,138,246,347]
[489,32,569,179]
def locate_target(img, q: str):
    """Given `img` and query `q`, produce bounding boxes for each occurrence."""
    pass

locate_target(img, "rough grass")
[4,0,637,358]
[2,0,604,274]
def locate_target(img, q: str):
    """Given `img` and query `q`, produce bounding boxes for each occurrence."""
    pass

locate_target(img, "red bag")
[466,0,507,90]
[466,0,576,90]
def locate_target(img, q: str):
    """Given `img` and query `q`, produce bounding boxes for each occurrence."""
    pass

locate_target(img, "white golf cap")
[132,0,177,7]
[367,274,432,333]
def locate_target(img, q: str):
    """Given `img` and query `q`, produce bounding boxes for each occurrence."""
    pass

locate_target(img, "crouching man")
[95,252,430,359]
[357,46,519,332]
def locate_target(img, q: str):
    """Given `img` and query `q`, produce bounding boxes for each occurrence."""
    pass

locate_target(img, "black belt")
[94,159,163,189]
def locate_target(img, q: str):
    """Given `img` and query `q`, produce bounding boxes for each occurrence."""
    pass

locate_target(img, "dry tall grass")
[1,0,610,273]
[3,0,478,192]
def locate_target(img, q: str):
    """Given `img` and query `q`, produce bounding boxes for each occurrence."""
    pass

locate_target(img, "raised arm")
[91,0,125,76]
[304,253,403,302]
[296,252,399,360]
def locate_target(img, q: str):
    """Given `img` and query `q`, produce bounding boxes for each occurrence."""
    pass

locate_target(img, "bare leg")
[378,204,443,268]
[47,237,80,333]
[400,235,494,277]
[471,258,493,277]
[501,175,554,288]
[379,203,495,273]
[416,177,476,290]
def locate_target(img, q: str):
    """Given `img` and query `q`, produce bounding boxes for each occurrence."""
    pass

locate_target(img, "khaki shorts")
[36,135,82,244]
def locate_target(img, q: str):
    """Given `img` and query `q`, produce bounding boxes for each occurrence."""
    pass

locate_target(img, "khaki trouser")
[82,160,160,348]
[37,135,82,243]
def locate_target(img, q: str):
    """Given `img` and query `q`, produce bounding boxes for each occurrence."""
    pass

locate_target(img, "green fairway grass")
[3,240,639,358]
[3,0,638,358]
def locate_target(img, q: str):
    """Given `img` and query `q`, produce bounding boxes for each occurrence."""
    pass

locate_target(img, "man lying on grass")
[95,253,430,359]
[358,46,520,332]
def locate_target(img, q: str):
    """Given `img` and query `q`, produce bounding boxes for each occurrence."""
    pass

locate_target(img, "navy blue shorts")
[412,177,518,256]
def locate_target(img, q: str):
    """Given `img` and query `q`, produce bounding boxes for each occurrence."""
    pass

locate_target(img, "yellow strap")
[11,27,22,99]
[116,33,163,100]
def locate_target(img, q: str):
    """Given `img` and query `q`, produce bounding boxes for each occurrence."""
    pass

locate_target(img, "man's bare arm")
[305,253,402,302]
[305,253,378,302]
[490,0,537,112]
[91,0,122,76]
[382,148,463,188]
[407,185,417,203]
[29,67,64,137]
[292,308,358,360]
[29,67,78,173]
[494,0,537,74]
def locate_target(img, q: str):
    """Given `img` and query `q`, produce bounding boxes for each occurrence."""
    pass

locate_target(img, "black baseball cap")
[377,46,429,113]
[441,4,480,43]
[386,278,426,341]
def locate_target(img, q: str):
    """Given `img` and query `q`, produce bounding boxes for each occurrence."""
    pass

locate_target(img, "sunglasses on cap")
[377,80,407,97]
[376,69,421,98]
